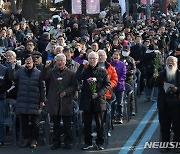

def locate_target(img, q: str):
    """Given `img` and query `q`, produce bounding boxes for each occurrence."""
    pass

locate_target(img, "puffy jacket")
[110,61,126,92]
[11,66,46,114]
[105,62,118,99]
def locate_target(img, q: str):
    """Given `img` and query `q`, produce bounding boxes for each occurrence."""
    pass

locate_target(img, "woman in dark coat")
[10,54,46,148]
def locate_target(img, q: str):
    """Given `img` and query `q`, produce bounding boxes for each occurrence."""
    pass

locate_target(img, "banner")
[141,0,147,5]
[55,0,63,3]
[119,0,126,16]
[141,0,155,5]
[86,0,100,14]
[72,0,82,14]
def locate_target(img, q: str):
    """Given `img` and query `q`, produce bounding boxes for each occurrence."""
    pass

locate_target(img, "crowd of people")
[0,6,180,152]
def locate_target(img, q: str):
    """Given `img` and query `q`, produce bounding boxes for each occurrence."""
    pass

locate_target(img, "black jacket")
[149,69,180,111]
[10,66,46,114]
[130,44,146,69]
[121,56,136,81]
[66,59,79,73]
[75,65,111,112]
[0,65,11,100]
[4,63,21,99]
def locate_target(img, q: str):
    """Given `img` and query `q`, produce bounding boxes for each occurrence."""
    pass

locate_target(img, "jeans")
[0,100,5,142]
[115,91,125,119]
[146,87,158,100]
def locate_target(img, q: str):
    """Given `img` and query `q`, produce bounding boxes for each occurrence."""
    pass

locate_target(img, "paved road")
[1,95,166,154]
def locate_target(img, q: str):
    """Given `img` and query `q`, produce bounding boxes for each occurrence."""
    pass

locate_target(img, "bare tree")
[22,0,37,20]
[10,0,17,13]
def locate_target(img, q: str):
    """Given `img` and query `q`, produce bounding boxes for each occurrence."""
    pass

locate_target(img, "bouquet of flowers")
[87,77,97,94]
[154,54,161,76]
[57,77,64,94]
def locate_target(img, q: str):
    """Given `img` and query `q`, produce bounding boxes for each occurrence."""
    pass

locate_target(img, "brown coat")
[41,66,76,116]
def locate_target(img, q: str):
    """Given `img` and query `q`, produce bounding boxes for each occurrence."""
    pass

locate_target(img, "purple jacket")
[110,61,126,92]
[74,56,84,64]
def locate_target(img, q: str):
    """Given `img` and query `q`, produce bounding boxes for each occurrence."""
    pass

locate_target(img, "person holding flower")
[144,44,162,102]
[149,56,180,153]
[41,53,76,150]
[75,51,111,150]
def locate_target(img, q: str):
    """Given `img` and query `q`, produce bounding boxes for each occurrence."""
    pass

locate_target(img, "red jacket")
[105,62,118,99]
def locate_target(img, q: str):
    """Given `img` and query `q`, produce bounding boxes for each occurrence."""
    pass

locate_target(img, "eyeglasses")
[27,43,34,46]
[88,57,98,60]
[99,55,105,57]
[51,41,57,43]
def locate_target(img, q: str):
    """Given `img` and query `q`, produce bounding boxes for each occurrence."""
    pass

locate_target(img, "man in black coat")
[150,56,180,153]
[75,51,111,150]
[130,35,146,94]
[0,56,11,147]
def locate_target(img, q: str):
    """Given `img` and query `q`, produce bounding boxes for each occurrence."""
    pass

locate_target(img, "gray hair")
[166,56,178,64]
[55,46,64,51]
[97,49,107,59]
[55,53,66,61]
[88,51,99,59]
[6,50,16,58]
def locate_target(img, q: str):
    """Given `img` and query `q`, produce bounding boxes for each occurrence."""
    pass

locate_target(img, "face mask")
[119,36,125,40]
[106,30,110,34]
[139,32,143,36]
[122,51,129,57]
[107,47,110,51]
[142,23,145,26]
[114,27,118,31]
[57,25,61,29]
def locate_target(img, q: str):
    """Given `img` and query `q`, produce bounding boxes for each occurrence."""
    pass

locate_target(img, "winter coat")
[130,44,146,69]
[0,65,11,100]
[41,66,76,116]
[66,59,80,73]
[121,56,136,81]
[110,61,126,92]
[75,65,111,112]
[4,63,21,99]
[149,70,180,111]
[105,62,118,100]
[10,66,46,114]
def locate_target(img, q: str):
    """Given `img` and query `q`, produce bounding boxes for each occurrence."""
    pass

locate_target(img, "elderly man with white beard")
[150,56,180,153]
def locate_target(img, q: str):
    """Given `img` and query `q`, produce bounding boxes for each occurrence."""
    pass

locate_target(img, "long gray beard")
[166,65,177,82]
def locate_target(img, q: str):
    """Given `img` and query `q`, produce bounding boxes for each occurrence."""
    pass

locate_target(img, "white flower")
[57,77,63,81]
[92,78,97,82]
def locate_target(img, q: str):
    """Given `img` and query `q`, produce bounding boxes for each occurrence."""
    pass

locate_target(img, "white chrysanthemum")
[92,78,97,82]
[57,77,63,81]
